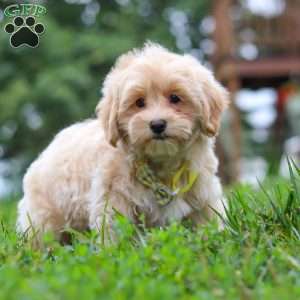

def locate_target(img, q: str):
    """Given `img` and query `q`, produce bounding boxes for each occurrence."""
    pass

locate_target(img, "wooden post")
[213,0,234,62]
[213,0,241,182]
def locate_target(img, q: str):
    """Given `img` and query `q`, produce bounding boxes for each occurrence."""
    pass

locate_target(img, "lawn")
[0,163,299,300]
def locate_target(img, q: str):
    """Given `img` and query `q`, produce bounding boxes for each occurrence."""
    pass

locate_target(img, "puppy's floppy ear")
[184,54,229,137]
[200,78,229,137]
[95,50,140,146]
[96,88,120,147]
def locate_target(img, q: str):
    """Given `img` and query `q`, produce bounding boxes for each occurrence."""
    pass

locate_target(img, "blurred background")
[0,0,299,198]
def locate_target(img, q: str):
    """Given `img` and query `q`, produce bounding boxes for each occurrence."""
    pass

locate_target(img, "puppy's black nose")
[150,119,167,134]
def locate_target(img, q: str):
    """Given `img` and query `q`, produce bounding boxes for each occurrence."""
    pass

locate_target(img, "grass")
[0,161,299,300]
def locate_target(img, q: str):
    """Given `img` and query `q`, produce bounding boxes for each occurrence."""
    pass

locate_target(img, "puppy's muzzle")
[150,119,167,136]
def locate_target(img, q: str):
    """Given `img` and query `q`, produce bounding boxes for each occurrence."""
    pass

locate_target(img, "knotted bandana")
[135,161,198,206]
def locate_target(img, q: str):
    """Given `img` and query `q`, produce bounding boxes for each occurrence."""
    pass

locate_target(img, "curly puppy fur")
[17,43,229,243]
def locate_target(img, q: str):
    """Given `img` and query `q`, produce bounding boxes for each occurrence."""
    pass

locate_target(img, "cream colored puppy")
[17,43,229,243]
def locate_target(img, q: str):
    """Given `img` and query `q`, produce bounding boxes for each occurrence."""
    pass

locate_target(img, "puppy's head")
[97,43,229,159]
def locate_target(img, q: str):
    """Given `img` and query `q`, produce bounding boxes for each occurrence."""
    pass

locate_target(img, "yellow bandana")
[135,161,198,206]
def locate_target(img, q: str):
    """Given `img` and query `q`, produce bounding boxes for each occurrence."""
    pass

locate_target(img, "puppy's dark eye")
[135,98,145,108]
[169,94,181,104]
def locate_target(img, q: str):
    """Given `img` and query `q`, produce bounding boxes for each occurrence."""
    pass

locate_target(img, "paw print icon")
[4,16,45,48]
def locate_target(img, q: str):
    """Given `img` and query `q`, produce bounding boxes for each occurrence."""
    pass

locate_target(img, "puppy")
[17,43,229,243]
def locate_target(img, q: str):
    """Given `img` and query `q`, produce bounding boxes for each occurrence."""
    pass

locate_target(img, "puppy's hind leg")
[16,196,65,246]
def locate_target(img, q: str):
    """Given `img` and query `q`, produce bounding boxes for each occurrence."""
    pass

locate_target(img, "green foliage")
[0,167,299,299]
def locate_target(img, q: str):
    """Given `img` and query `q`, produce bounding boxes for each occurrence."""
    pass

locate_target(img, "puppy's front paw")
[160,198,192,225]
